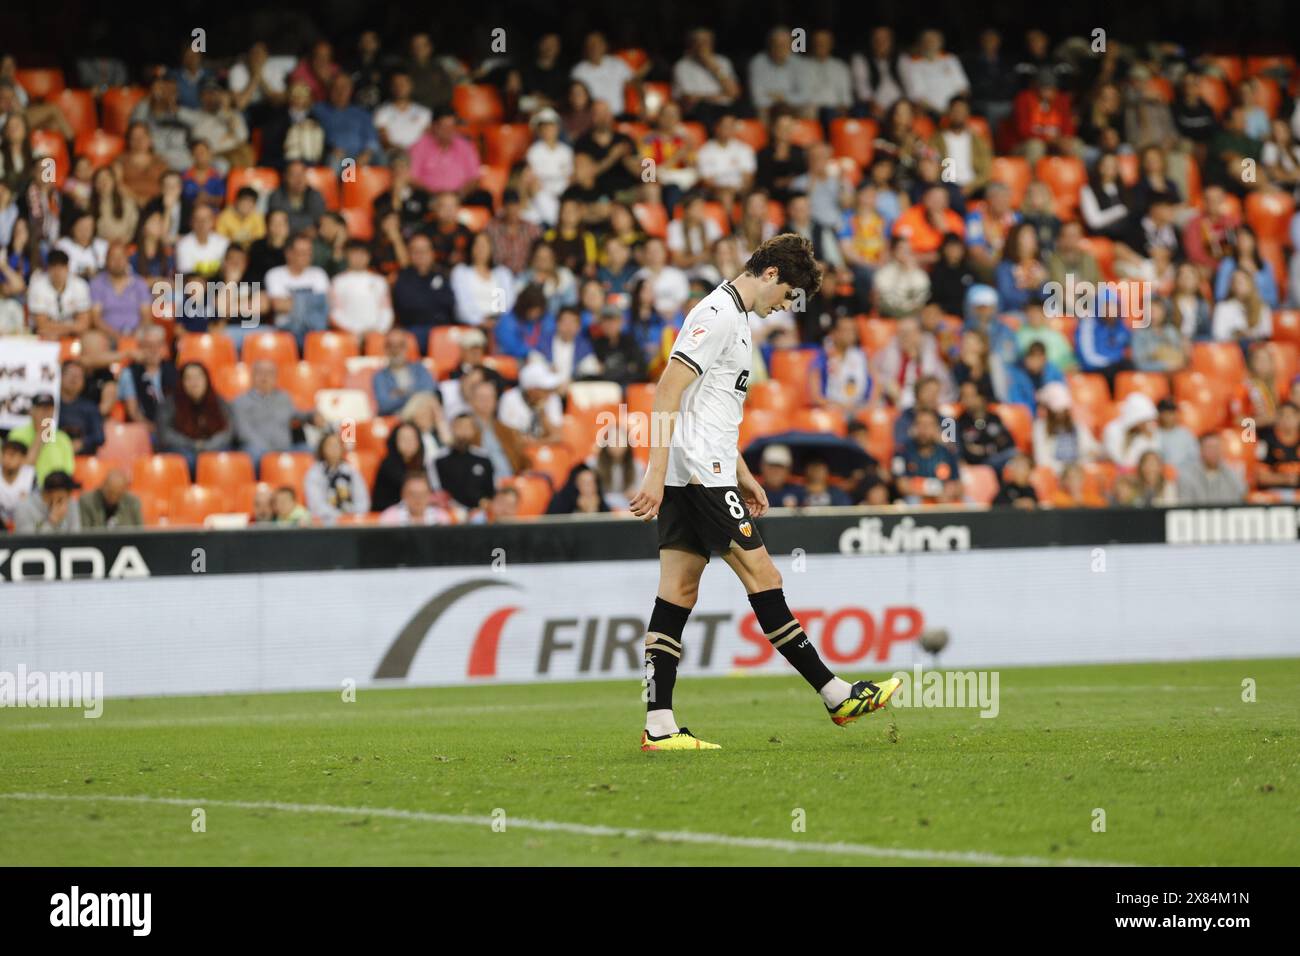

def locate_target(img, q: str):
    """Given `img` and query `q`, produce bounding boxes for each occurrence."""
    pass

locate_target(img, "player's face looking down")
[754,270,795,316]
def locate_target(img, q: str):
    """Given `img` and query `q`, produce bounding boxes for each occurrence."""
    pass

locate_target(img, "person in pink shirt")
[409,113,483,199]
[288,40,340,102]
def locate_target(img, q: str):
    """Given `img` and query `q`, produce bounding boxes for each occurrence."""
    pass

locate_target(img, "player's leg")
[644,544,706,736]
[722,543,902,724]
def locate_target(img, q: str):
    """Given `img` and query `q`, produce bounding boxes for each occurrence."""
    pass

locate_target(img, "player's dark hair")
[744,233,822,296]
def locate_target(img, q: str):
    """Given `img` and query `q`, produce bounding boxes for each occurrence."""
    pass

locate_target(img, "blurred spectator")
[10,393,73,485]
[1257,401,1300,498]
[175,204,229,278]
[1212,269,1272,342]
[993,453,1038,509]
[1016,296,1075,371]
[1132,297,1189,373]
[159,362,234,473]
[0,437,35,527]
[229,41,295,111]
[1213,226,1279,309]
[57,361,103,455]
[1181,184,1239,274]
[246,209,291,283]
[29,250,92,338]
[268,160,327,236]
[756,113,807,204]
[330,240,394,336]
[518,34,568,112]
[874,316,954,407]
[893,407,963,504]
[1103,392,1159,470]
[499,363,565,439]
[467,377,527,478]
[181,139,225,208]
[1176,432,1246,504]
[570,32,635,114]
[873,236,931,316]
[673,28,741,122]
[525,108,573,224]
[901,29,969,115]
[995,221,1049,312]
[56,212,108,280]
[391,233,456,348]
[964,283,1018,371]
[1045,219,1099,291]
[372,421,429,512]
[547,464,609,515]
[802,457,852,506]
[804,30,853,119]
[485,189,543,276]
[410,112,482,198]
[893,185,965,260]
[538,306,595,383]
[587,304,648,387]
[374,327,437,416]
[1154,398,1200,474]
[851,26,905,116]
[435,413,497,510]
[471,485,520,524]
[402,391,451,469]
[380,472,453,525]
[749,27,811,121]
[1244,343,1280,429]
[963,29,1016,127]
[589,439,644,510]
[13,471,81,534]
[545,198,599,274]
[406,33,461,113]
[1052,462,1107,508]
[1075,291,1133,386]
[250,484,276,524]
[231,360,303,467]
[1033,381,1101,474]
[129,76,195,171]
[1007,340,1064,413]
[78,468,143,529]
[1128,449,1178,507]
[90,168,139,244]
[1172,73,1218,147]
[315,74,381,168]
[574,101,640,198]
[758,444,807,508]
[375,70,433,152]
[927,232,975,315]
[813,314,871,411]
[956,380,1016,469]
[1013,68,1075,163]
[304,432,370,520]
[265,233,331,344]
[119,324,177,430]
[90,242,153,337]
[272,485,312,526]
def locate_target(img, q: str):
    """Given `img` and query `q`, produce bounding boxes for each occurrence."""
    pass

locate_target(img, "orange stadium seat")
[139,492,167,527]
[526,442,574,489]
[1272,309,1300,346]
[341,165,392,211]
[131,454,191,509]
[176,332,237,373]
[1035,156,1087,213]
[633,202,668,239]
[1264,341,1298,393]
[625,382,655,422]
[74,455,114,491]
[212,363,253,401]
[304,166,340,210]
[791,407,847,436]
[1247,76,1282,118]
[29,130,68,184]
[1245,190,1295,243]
[347,450,380,490]
[340,207,374,240]
[991,402,1032,451]
[854,405,896,463]
[15,68,65,100]
[747,380,800,413]
[1067,372,1111,411]
[1202,55,1244,86]
[259,452,314,498]
[305,330,360,376]
[615,48,649,72]
[169,485,230,526]
[54,89,98,140]
[830,118,877,167]
[768,348,819,395]
[1114,371,1171,404]
[961,464,999,505]
[506,473,553,516]
[739,408,791,450]
[1077,236,1116,281]
[364,329,418,359]
[226,166,281,205]
[279,361,331,408]
[561,410,604,461]
[98,422,153,466]
[788,119,824,147]
[482,354,518,380]
[354,416,397,456]
[428,325,469,375]
[479,164,509,208]
[856,316,896,356]
[1245,55,1296,78]
[74,129,126,169]
[731,119,768,152]
[1196,75,1231,117]
[1029,465,1059,500]
[481,123,532,168]
[1191,341,1246,382]
[682,121,708,149]
[197,451,256,489]
[989,156,1031,206]
[452,84,504,126]
[241,331,299,369]
[101,86,147,136]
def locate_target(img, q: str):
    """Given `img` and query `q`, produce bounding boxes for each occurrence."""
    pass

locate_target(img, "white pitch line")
[0,792,1133,867]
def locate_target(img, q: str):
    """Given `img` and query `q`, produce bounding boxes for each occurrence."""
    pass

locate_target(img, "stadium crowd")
[2,21,1300,533]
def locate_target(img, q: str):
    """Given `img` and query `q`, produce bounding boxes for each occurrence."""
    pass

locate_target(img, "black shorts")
[657,484,764,557]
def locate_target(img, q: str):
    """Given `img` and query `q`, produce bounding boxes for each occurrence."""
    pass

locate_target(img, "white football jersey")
[665,280,753,487]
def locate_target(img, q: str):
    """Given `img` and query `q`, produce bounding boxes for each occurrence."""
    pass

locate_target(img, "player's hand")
[629,475,664,521]
[739,474,769,518]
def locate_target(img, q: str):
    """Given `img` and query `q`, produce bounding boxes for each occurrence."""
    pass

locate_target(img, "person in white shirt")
[498,362,564,439]
[748,26,811,119]
[696,115,757,200]
[174,204,230,278]
[380,472,453,526]
[899,30,970,114]
[524,107,573,210]
[330,240,393,337]
[851,26,906,113]
[1212,269,1274,342]
[55,213,109,279]
[667,195,724,269]
[373,70,433,151]
[671,28,740,116]
[27,251,94,339]
[265,234,331,339]
[570,32,635,113]
[451,232,517,326]
[804,30,854,113]
[634,238,691,317]
[0,437,36,527]
[228,41,295,108]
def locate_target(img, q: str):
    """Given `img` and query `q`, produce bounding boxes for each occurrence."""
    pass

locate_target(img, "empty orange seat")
[829,118,877,167]
[1077,236,1116,281]
[341,165,393,212]
[354,415,397,456]
[481,123,532,168]
[279,360,331,408]
[739,408,791,450]
[176,332,238,373]
[791,407,847,436]
[856,316,896,356]
[562,409,606,461]
[1191,342,1246,382]
[1273,309,1300,346]
[990,156,1031,206]
[1035,156,1087,212]
[98,421,153,466]
[1196,75,1231,117]
[15,68,65,99]
[731,119,769,152]
[226,166,281,205]
[625,382,655,422]
[302,166,340,210]
[196,451,256,489]
[212,363,253,400]
[1245,190,1295,244]
[55,89,98,140]
[991,402,1032,451]
[429,325,471,375]
[526,442,574,489]
[961,464,999,505]
[131,454,191,509]
[505,473,553,516]
[1029,464,1059,500]
[169,485,230,526]
[74,129,126,170]
[452,84,504,125]
[101,86,147,136]
[74,455,114,490]
[1114,371,1171,404]
[633,202,668,239]
[347,450,380,490]
[364,328,418,359]
[1067,372,1111,411]
[259,452,314,498]
[241,331,299,369]
[769,349,819,395]
[747,380,799,413]
[788,119,824,147]
[305,330,360,375]
[854,405,896,463]
[1264,341,1298,393]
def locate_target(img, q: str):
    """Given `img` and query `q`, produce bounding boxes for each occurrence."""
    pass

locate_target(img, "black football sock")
[645,597,691,714]
[748,588,835,691]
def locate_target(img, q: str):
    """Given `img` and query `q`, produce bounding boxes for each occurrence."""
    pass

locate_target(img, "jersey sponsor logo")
[734,369,750,393]
[712,461,721,474]
[689,325,707,339]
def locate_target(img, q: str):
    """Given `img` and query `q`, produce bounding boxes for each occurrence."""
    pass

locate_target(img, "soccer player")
[628,234,902,751]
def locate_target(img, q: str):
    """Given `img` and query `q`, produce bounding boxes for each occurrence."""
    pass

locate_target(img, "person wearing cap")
[9,394,76,486]
[1103,392,1160,470]
[79,467,143,529]
[13,470,81,534]
[1075,285,1134,387]
[498,362,564,440]
[0,438,35,528]
[525,107,574,222]
[758,444,807,508]
[1031,380,1101,474]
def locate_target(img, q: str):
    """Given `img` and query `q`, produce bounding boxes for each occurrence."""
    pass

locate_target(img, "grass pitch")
[1,659,1296,866]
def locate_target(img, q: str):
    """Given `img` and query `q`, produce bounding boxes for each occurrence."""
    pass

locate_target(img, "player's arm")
[628,356,697,521]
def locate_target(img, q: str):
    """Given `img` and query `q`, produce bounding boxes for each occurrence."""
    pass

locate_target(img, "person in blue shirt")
[494,283,556,362]
[373,327,437,415]
[1213,225,1280,309]
[893,407,963,504]
[1075,286,1133,387]
[758,444,807,508]
[536,306,595,379]
[314,74,382,169]
[964,283,1019,370]
[1006,341,1064,415]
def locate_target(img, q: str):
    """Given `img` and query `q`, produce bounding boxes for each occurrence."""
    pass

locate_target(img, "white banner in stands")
[1,543,1296,699]
[0,339,60,430]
